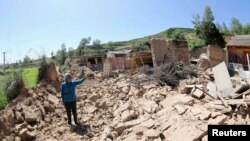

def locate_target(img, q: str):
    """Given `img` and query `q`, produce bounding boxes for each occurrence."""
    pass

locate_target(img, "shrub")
[37,55,49,83]
[4,70,24,102]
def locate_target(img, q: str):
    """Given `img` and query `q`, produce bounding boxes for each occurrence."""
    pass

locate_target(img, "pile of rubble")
[1,61,250,141]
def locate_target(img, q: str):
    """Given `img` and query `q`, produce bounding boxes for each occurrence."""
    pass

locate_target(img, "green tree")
[243,23,250,34]
[107,41,115,51]
[56,43,67,65]
[192,5,225,47]
[172,30,186,41]
[230,18,243,35]
[92,39,101,49]
[222,22,230,35]
[23,55,31,66]
[68,47,74,57]
[77,37,91,56]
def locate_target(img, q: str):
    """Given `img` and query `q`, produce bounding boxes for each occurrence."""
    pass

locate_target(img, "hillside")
[102,28,206,51]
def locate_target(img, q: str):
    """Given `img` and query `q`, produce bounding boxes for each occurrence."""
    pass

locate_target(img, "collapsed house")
[226,35,250,72]
[107,50,133,70]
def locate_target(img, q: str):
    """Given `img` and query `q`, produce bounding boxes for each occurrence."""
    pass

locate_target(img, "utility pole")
[3,52,6,74]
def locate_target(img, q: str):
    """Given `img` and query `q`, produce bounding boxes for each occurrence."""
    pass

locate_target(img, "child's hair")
[64,73,71,81]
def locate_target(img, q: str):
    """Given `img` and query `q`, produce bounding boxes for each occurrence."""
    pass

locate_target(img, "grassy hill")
[101,28,206,51]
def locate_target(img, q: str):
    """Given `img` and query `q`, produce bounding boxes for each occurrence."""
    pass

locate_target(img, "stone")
[46,86,57,95]
[143,84,156,90]
[145,129,160,138]
[57,127,66,135]
[26,131,36,140]
[89,94,100,102]
[97,99,109,110]
[16,122,28,132]
[174,105,187,115]
[48,94,59,105]
[44,101,55,113]
[15,111,24,123]
[133,126,147,136]
[198,110,211,120]
[190,107,202,116]
[18,128,28,141]
[180,96,194,106]
[24,112,37,123]
[191,88,204,99]
[85,106,97,114]
[209,115,227,125]
[114,102,131,116]
[14,136,21,141]
[121,86,129,94]
[137,98,158,113]
[211,112,222,118]
[140,118,154,128]
[121,110,138,122]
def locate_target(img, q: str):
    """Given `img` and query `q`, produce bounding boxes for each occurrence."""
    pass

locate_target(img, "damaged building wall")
[173,41,189,64]
[150,38,189,67]
[207,45,226,68]
[190,47,207,58]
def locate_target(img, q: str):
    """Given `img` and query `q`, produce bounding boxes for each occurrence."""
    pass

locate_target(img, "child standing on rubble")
[61,73,85,125]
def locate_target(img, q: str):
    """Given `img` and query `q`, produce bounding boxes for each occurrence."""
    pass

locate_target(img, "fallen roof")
[226,35,250,47]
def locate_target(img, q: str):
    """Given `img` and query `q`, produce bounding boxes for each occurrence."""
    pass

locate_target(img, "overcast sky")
[0,0,250,64]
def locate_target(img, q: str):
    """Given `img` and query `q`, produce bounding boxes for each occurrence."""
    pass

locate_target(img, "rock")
[139,118,154,128]
[211,112,222,118]
[16,122,28,132]
[48,94,59,105]
[89,94,100,102]
[143,84,156,90]
[114,102,131,116]
[145,129,160,138]
[57,127,66,135]
[44,101,55,113]
[133,126,147,136]
[121,110,138,122]
[18,128,28,141]
[180,96,194,106]
[198,110,211,120]
[24,112,37,123]
[137,98,158,113]
[190,107,202,116]
[121,86,129,94]
[85,106,97,114]
[209,115,227,125]
[191,88,204,99]
[26,131,36,140]
[15,111,24,123]
[87,132,95,138]
[97,99,109,110]
[46,85,57,95]
[174,105,187,115]
[14,136,21,141]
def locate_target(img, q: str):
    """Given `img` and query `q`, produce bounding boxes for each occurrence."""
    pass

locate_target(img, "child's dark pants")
[64,101,78,125]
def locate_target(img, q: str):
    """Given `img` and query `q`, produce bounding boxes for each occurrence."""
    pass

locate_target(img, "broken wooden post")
[217,92,228,108]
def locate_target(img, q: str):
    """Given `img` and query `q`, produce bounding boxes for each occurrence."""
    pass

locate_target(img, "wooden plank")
[185,85,203,88]
[214,99,250,105]
[217,92,228,107]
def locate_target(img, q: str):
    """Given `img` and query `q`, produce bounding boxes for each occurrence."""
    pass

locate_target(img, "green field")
[0,67,38,110]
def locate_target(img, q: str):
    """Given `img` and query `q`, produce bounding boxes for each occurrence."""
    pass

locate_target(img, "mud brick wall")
[207,45,226,67]
[150,38,170,67]
[172,41,189,64]
[150,38,189,67]
[190,47,207,58]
